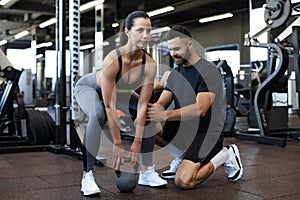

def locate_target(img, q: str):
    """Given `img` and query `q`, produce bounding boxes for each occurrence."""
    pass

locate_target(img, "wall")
[188,10,250,65]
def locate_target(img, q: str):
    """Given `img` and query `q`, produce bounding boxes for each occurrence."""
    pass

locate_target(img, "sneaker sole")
[161,175,175,179]
[82,190,101,196]
[228,144,243,182]
[81,186,101,196]
[138,180,168,187]
[161,171,176,179]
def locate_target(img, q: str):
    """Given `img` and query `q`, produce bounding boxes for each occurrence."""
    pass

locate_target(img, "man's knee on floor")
[174,175,196,189]
[174,160,200,189]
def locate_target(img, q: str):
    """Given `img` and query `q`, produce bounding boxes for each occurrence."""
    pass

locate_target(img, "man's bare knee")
[174,160,200,189]
[174,175,195,189]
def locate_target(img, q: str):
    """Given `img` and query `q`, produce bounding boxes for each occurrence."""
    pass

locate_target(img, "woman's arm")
[134,57,157,142]
[100,51,125,168]
[100,52,121,145]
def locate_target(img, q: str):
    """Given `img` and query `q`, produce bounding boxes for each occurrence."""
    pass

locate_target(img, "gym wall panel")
[189,10,250,65]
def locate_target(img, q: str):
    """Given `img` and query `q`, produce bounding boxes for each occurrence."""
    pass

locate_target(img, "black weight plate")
[264,0,291,29]
[26,109,51,145]
[26,109,37,144]
[40,111,55,142]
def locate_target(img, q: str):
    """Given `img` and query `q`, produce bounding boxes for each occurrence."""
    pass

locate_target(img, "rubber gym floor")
[0,114,300,200]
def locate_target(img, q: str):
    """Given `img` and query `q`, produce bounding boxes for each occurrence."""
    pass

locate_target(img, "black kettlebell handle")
[115,158,139,176]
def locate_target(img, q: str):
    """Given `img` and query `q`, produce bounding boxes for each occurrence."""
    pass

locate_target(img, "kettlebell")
[115,160,139,192]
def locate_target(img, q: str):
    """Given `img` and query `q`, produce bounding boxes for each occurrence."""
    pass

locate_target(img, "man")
[147,25,243,189]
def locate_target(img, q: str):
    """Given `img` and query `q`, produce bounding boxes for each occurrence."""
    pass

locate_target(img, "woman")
[75,11,167,196]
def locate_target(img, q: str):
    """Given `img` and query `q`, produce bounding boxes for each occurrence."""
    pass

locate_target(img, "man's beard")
[174,49,190,66]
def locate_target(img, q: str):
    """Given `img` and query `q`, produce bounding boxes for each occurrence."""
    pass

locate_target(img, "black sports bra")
[115,48,146,91]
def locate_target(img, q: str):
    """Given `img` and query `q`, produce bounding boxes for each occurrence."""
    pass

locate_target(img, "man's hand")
[147,103,166,122]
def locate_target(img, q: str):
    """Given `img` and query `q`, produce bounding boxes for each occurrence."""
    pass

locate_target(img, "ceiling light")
[80,44,94,50]
[112,23,119,28]
[0,0,11,6]
[36,54,43,59]
[151,26,170,35]
[39,18,56,28]
[0,40,8,46]
[95,3,103,11]
[80,0,104,13]
[147,6,174,17]
[199,13,233,23]
[14,30,29,39]
[36,42,53,49]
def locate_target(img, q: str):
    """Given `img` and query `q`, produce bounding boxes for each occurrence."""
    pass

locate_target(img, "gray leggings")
[75,72,155,172]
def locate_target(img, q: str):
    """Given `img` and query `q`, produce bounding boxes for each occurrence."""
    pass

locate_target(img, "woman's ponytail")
[118,20,127,46]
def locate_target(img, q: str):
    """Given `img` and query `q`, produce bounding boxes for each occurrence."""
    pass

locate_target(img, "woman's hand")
[112,143,125,170]
[147,103,166,122]
[129,141,141,165]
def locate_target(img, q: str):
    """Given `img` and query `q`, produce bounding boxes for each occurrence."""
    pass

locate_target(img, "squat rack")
[0,0,106,166]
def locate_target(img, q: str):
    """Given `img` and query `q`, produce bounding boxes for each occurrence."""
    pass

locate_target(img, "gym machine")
[235,0,300,147]
[0,48,56,148]
[0,0,106,166]
[215,60,237,135]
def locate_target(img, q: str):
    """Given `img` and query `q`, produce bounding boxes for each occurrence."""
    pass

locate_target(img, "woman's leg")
[138,123,168,187]
[140,123,156,166]
[75,73,106,172]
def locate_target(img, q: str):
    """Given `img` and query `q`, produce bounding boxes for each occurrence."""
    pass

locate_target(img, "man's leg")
[174,137,226,189]
[175,159,214,189]
[223,144,243,181]
[175,143,243,189]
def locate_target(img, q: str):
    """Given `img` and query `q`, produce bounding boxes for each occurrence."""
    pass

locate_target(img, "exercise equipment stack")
[235,0,300,147]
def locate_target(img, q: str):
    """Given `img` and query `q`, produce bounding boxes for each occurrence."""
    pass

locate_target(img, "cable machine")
[235,0,300,147]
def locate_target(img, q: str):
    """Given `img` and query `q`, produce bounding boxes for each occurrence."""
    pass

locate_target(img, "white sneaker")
[161,158,182,179]
[138,165,168,187]
[224,144,243,181]
[81,170,101,196]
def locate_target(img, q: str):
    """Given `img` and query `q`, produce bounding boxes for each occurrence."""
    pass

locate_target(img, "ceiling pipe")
[0,8,54,16]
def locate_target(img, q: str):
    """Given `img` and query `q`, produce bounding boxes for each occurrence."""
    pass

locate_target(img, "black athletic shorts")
[162,121,223,166]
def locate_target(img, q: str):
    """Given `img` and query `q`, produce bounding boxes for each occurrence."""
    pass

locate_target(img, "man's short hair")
[166,25,192,40]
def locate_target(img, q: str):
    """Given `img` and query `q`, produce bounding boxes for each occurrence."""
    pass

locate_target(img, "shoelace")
[146,168,160,177]
[85,172,95,184]
[146,168,157,174]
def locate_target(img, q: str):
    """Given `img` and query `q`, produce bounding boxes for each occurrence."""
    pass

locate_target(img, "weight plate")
[26,109,52,145]
[264,0,291,29]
